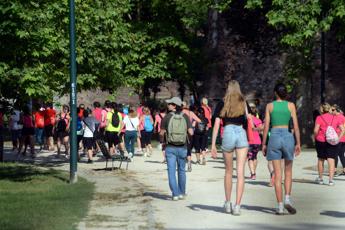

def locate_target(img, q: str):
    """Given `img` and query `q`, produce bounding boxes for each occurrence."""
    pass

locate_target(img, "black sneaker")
[87,159,93,164]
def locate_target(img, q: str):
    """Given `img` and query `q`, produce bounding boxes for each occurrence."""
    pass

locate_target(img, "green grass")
[0,163,95,230]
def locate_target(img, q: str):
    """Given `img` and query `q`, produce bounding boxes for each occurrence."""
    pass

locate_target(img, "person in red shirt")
[34,105,45,151]
[18,106,35,158]
[331,105,345,176]
[44,103,56,151]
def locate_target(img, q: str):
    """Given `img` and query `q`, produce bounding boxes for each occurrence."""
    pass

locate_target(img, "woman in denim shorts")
[211,80,249,216]
[262,83,301,215]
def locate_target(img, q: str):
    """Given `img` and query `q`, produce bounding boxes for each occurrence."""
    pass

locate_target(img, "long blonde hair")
[220,80,245,117]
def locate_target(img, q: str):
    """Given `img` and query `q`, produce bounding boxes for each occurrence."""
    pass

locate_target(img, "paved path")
[3,145,345,229]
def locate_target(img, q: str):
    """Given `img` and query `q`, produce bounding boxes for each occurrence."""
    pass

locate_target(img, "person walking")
[262,83,301,215]
[247,103,264,180]
[43,103,56,151]
[193,107,209,165]
[9,106,22,151]
[160,97,193,201]
[122,108,140,159]
[34,105,45,151]
[105,102,122,156]
[314,103,344,186]
[211,80,249,216]
[331,105,345,176]
[0,104,5,161]
[18,106,35,158]
[154,104,167,163]
[82,109,100,163]
[55,105,70,157]
[140,107,154,156]
[182,101,201,172]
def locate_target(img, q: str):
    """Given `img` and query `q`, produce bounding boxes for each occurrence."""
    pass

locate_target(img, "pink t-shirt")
[101,108,111,128]
[155,113,165,133]
[249,116,263,145]
[315,113,344,142]
[337,114,345,142]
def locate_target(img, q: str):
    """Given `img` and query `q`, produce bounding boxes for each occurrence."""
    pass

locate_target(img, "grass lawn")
[0,163,94,230]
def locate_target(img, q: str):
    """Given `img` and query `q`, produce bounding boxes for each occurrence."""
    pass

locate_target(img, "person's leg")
[56,134,62,155]
[223,152,233,202]
[17,134,25,155]
[272,159,283,203]
[29,135,35,156]
[165,147,179,197]
[235,147,248,205]
[147,131,153,155]
[327,158,335,182]
[318,158,325,179]
[338,143,345,174]
[130,131,137,155]
[63,135,69,155]
[284,160,293,196]
[177,147,187,196]
[0,126,3,161]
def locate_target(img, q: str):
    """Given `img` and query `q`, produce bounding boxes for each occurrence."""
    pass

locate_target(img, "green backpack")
[167,112,188,145]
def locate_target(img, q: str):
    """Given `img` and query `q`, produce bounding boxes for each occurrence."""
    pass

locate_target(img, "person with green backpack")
[160,97,193,201]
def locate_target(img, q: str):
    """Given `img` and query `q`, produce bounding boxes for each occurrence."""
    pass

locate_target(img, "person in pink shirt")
[100,100,112,137]
[247,104,264,180]
[154,104,167,163]
[331,105,345,176]
[92,101,102,123]
[314,103,345,186]
[201,97,212,129]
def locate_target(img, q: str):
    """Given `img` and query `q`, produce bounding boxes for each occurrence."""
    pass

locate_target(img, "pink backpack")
[321,115,339,145]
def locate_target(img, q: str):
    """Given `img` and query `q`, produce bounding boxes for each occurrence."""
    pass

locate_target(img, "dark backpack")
[56,115,67,132]
[195,118,207,135]
[111,112,120,127]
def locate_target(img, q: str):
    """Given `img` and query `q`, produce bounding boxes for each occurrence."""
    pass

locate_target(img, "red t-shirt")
[44,108,56,126]
[315,113,344,142]
[92,108,102,123]
[23,115,34,128]
[78,108,85,119]
[34,111,45,128]
[202,105,212,128]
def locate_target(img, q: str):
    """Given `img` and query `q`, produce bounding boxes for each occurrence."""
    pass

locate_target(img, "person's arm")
[289,102,301,156]
[211,117,220,159]
[159,117,167,143]
[191,112,201,123]
[262,104,271,156]
[313,123,320,138]
[338,122,345,140]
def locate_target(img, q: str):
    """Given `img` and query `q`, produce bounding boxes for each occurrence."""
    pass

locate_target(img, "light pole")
[68,0,78,183]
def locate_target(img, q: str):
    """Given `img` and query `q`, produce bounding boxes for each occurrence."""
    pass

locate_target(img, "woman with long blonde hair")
[211,80,249,216]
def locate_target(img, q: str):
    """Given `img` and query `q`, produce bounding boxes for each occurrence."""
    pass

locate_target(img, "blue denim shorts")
[267,128,295,161]
[221,125,248,152]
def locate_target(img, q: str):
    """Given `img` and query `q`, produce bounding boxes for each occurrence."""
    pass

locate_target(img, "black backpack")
[194,118,207,135]
[111,112,120,127]
[56,115,67,132]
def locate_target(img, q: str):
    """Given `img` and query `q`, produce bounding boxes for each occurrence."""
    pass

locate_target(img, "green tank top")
[270,101,291,126]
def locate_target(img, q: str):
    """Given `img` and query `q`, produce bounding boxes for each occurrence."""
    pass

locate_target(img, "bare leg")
[318,158,325,178]
[223,151,233,201]
[327,158,335,181]
[235,147,248,205]
[272,159,283,203]
[63,136,69,155]
[284,160,293,196]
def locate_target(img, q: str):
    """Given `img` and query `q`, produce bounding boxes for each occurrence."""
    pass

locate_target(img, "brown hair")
[220,80,245,117]
[129,108,137,118]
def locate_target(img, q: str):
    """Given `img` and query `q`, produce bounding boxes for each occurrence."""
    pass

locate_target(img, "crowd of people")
[0,80,345,216]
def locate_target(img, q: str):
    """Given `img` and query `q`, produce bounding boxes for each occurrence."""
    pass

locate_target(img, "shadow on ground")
[143,192,171,200]
[320,210,345,218]
[0,164,68,183]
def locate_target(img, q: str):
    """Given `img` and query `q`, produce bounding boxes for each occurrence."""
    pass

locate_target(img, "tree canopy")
[1,0,345,102]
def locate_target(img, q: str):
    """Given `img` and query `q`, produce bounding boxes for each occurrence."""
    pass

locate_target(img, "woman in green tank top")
[262,83,301,215]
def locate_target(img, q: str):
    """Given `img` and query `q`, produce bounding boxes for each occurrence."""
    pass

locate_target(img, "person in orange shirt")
[44,103,56,151]
[34,105,45,151]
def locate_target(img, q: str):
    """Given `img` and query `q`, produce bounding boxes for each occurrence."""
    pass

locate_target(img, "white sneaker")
[276,203,284,215]
[232,204,241,216]
[315,177,324,185]
[223,201,232,213]
[178,194,186,200]
[172,196,179,201]
[284,199,297,214]
[329,180,335,186]
[128,152,133,158]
